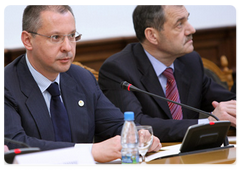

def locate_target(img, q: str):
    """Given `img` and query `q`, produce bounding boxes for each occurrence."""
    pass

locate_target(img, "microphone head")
[120,81,130,90]
[120,81,140,92]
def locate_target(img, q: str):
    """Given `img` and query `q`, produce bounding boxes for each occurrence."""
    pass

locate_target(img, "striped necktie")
[162,68,183,120]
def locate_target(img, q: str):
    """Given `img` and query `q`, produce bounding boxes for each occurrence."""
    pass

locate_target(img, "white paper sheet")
[145,144,181,162]
[13,147,95,164]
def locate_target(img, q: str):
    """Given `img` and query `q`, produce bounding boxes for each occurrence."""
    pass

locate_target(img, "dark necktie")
[162,68,183,120]
[47,82,72,142]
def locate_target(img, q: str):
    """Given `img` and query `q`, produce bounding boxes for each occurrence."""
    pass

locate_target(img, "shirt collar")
[144,50,174,76]
[25,54,60,93]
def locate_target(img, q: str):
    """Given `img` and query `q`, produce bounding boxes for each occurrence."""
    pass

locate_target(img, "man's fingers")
[148,136,161,152]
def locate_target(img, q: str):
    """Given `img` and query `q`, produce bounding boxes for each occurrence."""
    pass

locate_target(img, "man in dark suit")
[99,5,236,142]
[4,5,161,163]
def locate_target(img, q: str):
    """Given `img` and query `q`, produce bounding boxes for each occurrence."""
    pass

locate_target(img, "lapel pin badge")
[78,100,84,107]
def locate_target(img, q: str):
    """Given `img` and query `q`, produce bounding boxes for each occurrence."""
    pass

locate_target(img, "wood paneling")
[193,26,236,77]
[74,36,137,71]
[4,26,236,78]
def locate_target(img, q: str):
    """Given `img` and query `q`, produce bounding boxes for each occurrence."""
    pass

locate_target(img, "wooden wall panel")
[74,36,137,71]
[4,26,236,78]
[193,26,236,76]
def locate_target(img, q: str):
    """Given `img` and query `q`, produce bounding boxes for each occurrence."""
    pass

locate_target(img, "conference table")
[146,141,236,164]
[107,141,238,165]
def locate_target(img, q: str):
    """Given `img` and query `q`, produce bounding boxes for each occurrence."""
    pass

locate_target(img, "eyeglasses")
[28,31,82,44]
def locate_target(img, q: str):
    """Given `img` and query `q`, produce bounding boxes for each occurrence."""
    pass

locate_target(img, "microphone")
[4,137,40,164]
[120,81,229,146]
[4,137,31,148]
[121,81,219,120]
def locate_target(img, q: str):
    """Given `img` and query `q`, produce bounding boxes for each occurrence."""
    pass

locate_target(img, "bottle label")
[121,154,139,164]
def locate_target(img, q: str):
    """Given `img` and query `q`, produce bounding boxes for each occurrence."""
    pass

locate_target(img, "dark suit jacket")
[99,43,236,142]
[5,54,124,150]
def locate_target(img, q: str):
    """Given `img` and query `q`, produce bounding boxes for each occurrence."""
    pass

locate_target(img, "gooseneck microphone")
[120,81,219,121]
[4,137,40,164]
[120,81,229,146]
[5,137,31,148]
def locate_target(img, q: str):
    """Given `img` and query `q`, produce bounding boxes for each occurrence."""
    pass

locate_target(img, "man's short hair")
[22,5,74,32]
[132,5,165,42]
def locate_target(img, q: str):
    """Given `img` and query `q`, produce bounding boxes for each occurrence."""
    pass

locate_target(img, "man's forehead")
[39,10,75,31]
[40,10,73,21]
[164,6,189,22]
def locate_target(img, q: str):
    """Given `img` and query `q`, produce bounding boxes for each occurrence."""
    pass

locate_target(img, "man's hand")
[4,145,9,153]
[209,100,236,127]
[91,134,162,163]
[91,135,122,163]
[148,136,162,152]
[138,129,162,152]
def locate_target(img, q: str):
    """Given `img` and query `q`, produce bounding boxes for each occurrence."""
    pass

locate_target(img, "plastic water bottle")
[121,111,139,164]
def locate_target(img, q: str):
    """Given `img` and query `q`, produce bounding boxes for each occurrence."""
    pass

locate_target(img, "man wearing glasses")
[4,5,161,163]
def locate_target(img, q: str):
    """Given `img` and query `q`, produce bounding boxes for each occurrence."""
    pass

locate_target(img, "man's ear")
[21,31,33,51]
[144,27,158,45]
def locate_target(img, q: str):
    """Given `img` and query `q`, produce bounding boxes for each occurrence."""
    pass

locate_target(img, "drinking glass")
[136,125,153,163]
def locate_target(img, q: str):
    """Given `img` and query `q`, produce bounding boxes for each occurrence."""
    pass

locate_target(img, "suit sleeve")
[4,86,75,150]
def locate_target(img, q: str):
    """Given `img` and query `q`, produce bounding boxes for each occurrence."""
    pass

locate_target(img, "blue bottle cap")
[124,111,134,121]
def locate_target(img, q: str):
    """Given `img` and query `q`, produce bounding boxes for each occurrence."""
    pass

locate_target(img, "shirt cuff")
[74,143,93,153]
[198,118,210,124]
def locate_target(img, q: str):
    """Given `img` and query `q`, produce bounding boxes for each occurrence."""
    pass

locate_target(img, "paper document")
[145,144,181,162]
[14,147,95,164]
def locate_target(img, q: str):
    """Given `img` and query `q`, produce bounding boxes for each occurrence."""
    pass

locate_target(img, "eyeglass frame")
[27,31,82,44]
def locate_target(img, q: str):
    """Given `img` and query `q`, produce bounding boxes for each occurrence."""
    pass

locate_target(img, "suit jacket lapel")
[60,72,89,142]
[133,44,172,119]
[174,59,191,118]
[17,56,55,140]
